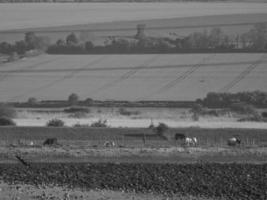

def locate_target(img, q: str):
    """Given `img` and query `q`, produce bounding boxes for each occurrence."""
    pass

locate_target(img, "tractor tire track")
[219,54,266,93]
[141,54,215,100]
[0,57,61,82]
[8,55,107,102]
[90,54,161,96]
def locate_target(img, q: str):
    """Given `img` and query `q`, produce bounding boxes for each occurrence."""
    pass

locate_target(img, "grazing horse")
[175,133,186,141]
[228,137,241,146]
[185,137,197,146]
[43,138,58,146]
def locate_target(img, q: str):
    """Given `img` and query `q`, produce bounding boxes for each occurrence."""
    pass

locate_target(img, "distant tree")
[0,42,13,54]
[68,93,79,105]
[66,33,79,45]
[208,27,224,48]
[56,39,65,46]
[15,40,27,54]
[155,123,169,137]
[27,97,38,105]
[24,32,50,50]
[85,41,94,51]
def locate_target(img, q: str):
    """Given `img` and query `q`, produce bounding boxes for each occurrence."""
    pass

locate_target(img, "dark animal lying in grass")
[228,137,241,146]
[43,138,58,146]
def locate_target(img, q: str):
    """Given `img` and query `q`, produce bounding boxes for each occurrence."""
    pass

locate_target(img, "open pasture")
[0,53,266,101]
[0,127,266,147]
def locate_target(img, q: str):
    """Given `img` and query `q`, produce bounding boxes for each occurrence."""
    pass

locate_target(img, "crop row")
[0,163,266,199]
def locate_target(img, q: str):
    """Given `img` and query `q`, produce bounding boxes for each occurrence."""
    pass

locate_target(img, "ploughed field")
[0,53,266,101]
[0,163,266,200]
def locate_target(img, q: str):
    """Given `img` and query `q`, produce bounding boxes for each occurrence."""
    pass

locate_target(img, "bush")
[155,123,168,136]
[91,119,108,128]
[0,104,16,118]
[230,103,258,115]
[0,117,16,126]
[262,112,267,118]
[46,119,64,127]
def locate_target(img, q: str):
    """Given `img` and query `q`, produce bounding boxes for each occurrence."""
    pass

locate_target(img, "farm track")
[0,163,266,200]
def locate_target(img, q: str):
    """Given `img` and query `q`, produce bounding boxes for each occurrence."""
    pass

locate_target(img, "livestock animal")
[228,137,241,146]
[104,141,115,147]
[43,138,58,146]
[174,133,186,140]
[184,137,197,146]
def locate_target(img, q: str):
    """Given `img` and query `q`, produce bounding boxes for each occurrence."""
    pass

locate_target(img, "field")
[0,3,267,43]
[0,53,266,102]
[1,2,267,199]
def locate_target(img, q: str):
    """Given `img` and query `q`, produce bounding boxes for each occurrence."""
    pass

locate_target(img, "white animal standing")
[185,137,197,146]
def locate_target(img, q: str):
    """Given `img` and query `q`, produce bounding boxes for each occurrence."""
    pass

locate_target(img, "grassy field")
[0,53,266,101]
[0,127,266,146]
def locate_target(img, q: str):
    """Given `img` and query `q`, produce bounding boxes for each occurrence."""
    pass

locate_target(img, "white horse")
[184,137,197,146]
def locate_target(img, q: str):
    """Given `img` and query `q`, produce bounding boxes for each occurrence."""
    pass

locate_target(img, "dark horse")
[175,133,186,141]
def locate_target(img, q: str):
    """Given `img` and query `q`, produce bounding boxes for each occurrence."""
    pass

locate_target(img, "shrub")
[230,103,258,115]
[0,104,16,118]
[46,119,64,127]
[91,119,108,128]
[0,117,16,126]
[155,123,168,136]
[262,112,267,118]
[68,93,79,105]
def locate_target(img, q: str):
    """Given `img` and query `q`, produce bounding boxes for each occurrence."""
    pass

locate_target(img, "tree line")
[47,24,267,54]
[1,24,267,56]
[0,32,49,57]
